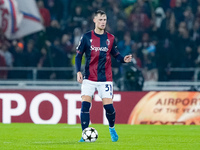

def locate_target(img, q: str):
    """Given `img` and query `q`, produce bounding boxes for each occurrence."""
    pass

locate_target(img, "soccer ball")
[82,127,98,142]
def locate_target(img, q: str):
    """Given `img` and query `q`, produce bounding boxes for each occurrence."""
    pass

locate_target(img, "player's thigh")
[97,82,113,99]
[81,80,96,102]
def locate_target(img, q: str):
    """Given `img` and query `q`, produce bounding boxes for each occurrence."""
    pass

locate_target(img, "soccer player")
[75,10,132,142]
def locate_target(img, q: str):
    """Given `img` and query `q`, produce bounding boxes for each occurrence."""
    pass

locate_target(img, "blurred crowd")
[0,0,200,82]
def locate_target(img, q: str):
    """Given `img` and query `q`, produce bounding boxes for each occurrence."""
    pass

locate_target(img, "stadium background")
[0,0,200,125]
[1,0,200,85]
[1,2,200,150]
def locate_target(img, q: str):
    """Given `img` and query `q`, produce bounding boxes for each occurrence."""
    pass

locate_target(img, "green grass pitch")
[0,123,200,150]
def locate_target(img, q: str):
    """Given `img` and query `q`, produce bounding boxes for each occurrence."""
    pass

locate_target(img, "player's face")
[94,14,107,30]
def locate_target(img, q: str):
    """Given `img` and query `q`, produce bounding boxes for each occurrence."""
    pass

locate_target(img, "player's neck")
[94,28,104,35]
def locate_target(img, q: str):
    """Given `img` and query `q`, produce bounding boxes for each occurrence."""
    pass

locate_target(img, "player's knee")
[102,98,113,105]
[81,101,91,112]
[82,95,92,102]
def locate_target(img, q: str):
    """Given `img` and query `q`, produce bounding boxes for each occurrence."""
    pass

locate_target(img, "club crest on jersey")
[106,39,110,46]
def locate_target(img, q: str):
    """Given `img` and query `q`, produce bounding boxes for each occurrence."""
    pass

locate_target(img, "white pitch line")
[62,126,80,128]
[32,141,54,144]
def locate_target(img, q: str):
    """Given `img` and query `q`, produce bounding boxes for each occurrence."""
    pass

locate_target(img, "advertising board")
[0,91,200,125]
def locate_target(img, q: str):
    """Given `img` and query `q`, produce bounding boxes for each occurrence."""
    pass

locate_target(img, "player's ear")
[93,17,96,23]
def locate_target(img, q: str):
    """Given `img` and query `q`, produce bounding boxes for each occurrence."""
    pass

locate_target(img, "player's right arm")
[75,35,86,83]
[77,71,83,83]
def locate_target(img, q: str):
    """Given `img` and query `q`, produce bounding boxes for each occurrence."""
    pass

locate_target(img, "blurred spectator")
[68,5,86,31]
[0,54,7,79]
[156,38,173,81]
[81,20,90,33]
[49,38,73,79]
[24,39,40,79]
[137,0,152,18]
[37,47,52,79]
[0,42,7,79]
[71,27,83,68]
[115,19,126,42]
[60,34,73,54]
[181,0,191,10]
[106,1,125,33]
[195,5,200,23]
[180,45,195,80]
[46,19,62,43]
[0,42,13,67]
[91,0,105,12]
[173,21,191,67]
[12,42,25,62]
[154,7,166,29]
[195,45,200,67]
[44,0,63,21]
[131,43,142,68]
[60,0,70,22]
[10,42,27,79]
[117,32,134,57]
[159,8,175,40]
[183,6,194,31]
[182,45,195,69]
[130,20,143,42]
[72,27,82,52]
[60,33,73,71]
[25,40,40,67]
[128,7,151,32]
[137,32,151,66]
[138,33,158,81]
[190,20,200,46]
[173,0,184,26]
[70,0,92,18]
[160,0,171,10]
[37,0,51,27]
[150,7,166,40]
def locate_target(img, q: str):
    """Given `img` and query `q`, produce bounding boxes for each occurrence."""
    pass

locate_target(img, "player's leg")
[102,98,118,142]
[80,96,92,131]
[100,82,116,128]
[79,96,92,142]
[79,80,95,142]
[102,98,115,128]
[98,82,118,142]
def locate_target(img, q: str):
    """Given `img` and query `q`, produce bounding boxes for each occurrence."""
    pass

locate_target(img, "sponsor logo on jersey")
[90,45,108,52]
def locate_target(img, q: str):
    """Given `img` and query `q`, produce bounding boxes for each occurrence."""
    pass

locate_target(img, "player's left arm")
[110,39,132,63]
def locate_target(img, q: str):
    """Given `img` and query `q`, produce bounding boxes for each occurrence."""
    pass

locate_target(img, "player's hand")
[124,54,132,63]
[77,72,83,83]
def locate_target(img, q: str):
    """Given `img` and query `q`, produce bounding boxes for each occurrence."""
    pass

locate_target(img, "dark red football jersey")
[76,30,124,82]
